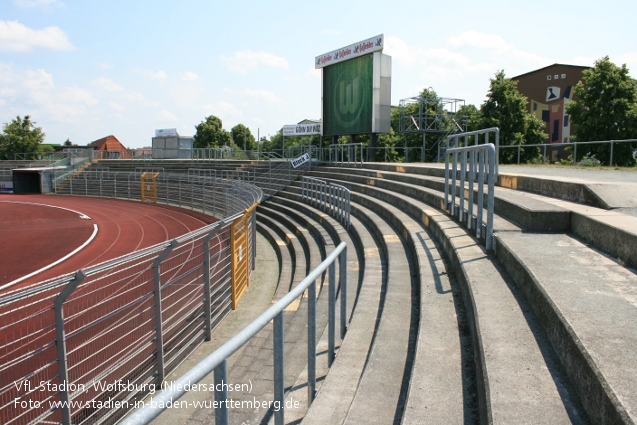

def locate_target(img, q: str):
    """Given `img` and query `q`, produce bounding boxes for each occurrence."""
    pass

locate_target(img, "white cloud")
[156,109,178,122]
[22,69,54,93]
[202,101,242,120]
[134,69,168,82]
[221,50,288,74]
[182,71,200,82]
[95,61,114,70]
[13,0,64,8]
[449,30,548,67]
[123,91,159,107]
[148,70,167,82]
[241,88,283,104]
[305,67,321,80]
[385,36,422,67]
[321,30,342,36]
[609,52,637,73]
[448,31,514,53]
[0,20,73,52]
[108,101,126,112]
[59,87,98,105]
[90,77,123,93]
[387,36,481,69]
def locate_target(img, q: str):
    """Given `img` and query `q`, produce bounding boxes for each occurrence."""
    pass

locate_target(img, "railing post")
[451,151,458,216]
[328,260,336,367]
[543,144,547,164]
[459,151,466,223]
[204,225,223,341]
[468,150,475,230]
[251,210,257,271]
[486,146,496,251]
[477,150,485,240]
[153,239,179,383]
[307,277,317,404]
[610,141,614,166]
[444,152,450,210]
[339,246,347,338]
[214,360,229,425]
[54,270,86,425]
[273,312,285,425]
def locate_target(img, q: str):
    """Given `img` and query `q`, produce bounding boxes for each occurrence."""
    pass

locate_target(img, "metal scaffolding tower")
[398,93,468,161]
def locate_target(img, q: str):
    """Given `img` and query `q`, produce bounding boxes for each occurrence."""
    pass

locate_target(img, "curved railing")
[121,241,348,425]
[0,171,263,425]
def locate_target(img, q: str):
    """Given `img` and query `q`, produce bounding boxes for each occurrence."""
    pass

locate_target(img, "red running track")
[0,194,217,291]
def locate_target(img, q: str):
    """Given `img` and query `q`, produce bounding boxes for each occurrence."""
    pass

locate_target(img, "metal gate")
[230,202,259,309]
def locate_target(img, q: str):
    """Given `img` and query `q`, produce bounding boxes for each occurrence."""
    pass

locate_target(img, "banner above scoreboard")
[315,34,384,69]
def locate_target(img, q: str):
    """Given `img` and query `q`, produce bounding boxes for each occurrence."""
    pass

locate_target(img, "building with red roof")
[90,135,132,159]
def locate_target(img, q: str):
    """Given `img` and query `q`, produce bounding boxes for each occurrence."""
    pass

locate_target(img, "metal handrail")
[444,143,496,251]
[328,143,363,167]
[121,241,348,425]
[498,138,637,166]
[302,176,351,229]
[445,127,500,176]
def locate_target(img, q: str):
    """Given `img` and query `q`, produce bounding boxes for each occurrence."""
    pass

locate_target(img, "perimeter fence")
[51,170,262,220]
[0,171,262,425]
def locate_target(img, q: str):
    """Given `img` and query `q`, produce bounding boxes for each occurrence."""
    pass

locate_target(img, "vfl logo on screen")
[333,73,367,129]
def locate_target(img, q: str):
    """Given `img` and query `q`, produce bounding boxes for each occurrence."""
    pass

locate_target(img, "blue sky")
[1,0,636,148]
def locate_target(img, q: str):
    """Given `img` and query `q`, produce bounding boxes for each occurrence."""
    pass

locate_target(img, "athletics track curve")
[0,194,217,292]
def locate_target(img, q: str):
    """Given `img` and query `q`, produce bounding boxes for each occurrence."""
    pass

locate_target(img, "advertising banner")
[315,34,383,69]
[283,123,321,136]
[0,181,13,193]
[155,128,178,137]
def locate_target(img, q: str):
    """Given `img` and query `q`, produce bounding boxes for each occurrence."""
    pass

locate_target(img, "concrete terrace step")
[329,200,414,424]
[227,210,323,424]
[348,163,637,269]
[310,166,569,233]
[285,180,470,423]
[495,232,637,424]
[258,197,364,424]
[256,212,304,298]
[257,214,296,288]
[303,171,585,424]
[273,191,385,423]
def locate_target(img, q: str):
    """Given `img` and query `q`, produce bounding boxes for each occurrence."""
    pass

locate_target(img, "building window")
[561,74,566,79]
[547,75,552,80]
[554,74,559,80]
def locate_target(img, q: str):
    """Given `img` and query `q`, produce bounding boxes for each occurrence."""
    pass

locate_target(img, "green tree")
[193,115,230,148]
[456,104,481,132]
[478,70,545,163]
[0,115,46,160]
[566,56,637,166]
[230,124,257,151]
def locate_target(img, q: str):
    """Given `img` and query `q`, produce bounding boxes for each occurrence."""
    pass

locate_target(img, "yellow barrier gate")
[231,202,259,309]
[141,172,159,203]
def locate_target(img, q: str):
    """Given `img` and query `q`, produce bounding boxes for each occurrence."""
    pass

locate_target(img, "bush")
[578,154,601,167]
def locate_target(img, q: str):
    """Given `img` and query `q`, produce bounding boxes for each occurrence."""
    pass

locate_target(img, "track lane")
[0,195,217,291]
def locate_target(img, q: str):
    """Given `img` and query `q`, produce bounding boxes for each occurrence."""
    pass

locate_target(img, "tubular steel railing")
[120,241,348,425]
[328,143,363,167]
[301,176,351,230]
[444,143,496,251]
[0,173,262,425]
[444,127,500,176]
[52,171,262,220]
[499,138,637,166]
